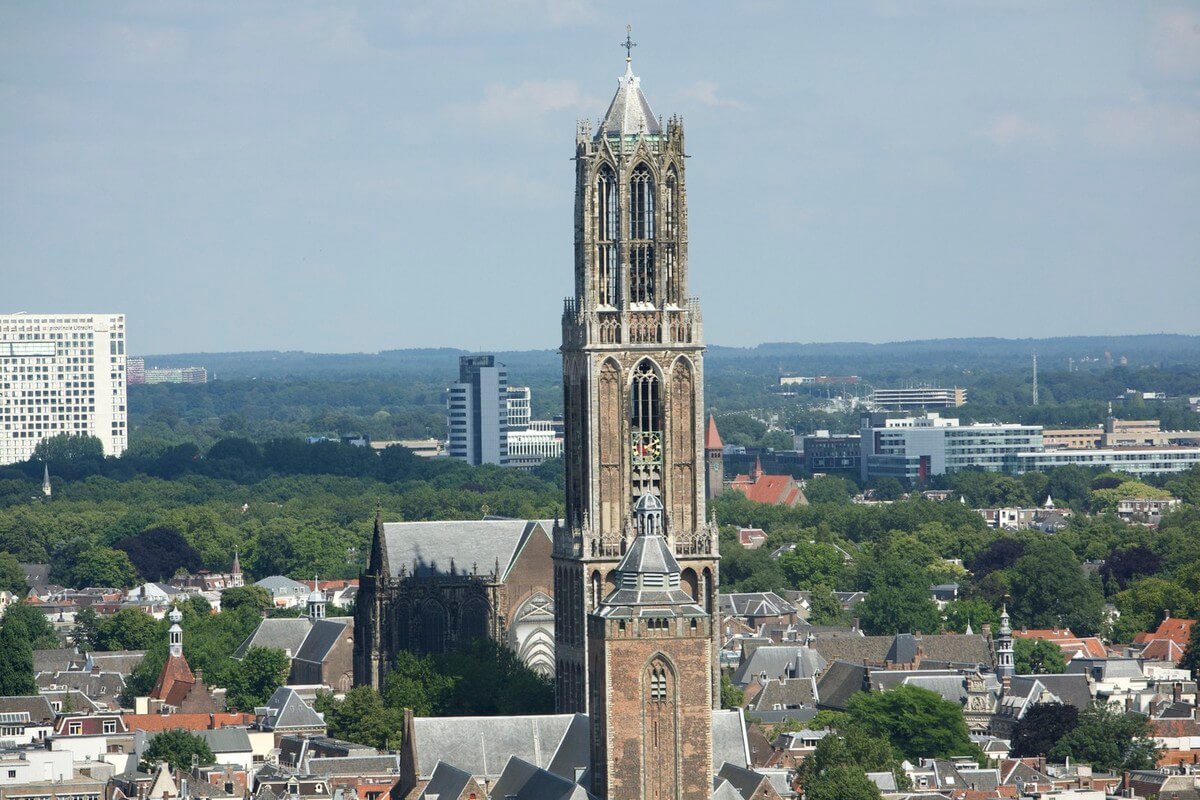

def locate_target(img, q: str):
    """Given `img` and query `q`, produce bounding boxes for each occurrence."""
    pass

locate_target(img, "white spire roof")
[596,58,662,140]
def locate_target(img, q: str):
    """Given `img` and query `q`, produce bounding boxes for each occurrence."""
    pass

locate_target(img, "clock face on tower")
[631,430,663,465]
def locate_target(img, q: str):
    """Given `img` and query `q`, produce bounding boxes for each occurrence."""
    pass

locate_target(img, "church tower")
[555,34,720,715]
[588,494,713,799]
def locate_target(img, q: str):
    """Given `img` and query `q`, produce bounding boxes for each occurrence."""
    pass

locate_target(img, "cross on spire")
[621,24,636,62]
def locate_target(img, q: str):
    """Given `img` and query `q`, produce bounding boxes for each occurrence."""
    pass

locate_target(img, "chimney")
[1121,769,1130,798]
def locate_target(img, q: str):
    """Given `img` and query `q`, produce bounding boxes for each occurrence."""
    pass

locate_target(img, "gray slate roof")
[381,519,549,579]
[235,618,313,659]
[411,713,584,780]
[305,756,400,776]
[719,592,797,619]
[596,61,662,139]
[294,619,352,665]
[255,576,310,595]
[489,756,594,800]
[418,762,474,800]
[260,687,325,730]
[712,709,750,771]
[0,695,55,723]
[732,646,826,688]
[199,728,252,754]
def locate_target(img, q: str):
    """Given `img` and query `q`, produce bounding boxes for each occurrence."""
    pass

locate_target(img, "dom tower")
[554,37,720,719]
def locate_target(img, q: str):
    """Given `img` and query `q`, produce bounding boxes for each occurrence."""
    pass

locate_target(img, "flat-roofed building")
[871,387,966,410]
[0,313,127,465]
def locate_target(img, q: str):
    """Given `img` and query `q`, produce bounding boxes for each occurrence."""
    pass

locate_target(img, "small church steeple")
[307,576,326,620]
[996,603,1014,683]
[168,606,184,658]
[41,463,52,498]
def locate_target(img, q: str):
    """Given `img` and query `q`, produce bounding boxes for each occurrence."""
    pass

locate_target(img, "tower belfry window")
[629,164,656,304]
[596,166,619,306]
[630,360,662,502]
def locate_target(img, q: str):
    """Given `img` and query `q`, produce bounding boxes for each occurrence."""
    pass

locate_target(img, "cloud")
[1086,102,1200,151]
[1149,8,1200,78]
[451,80,598,125]
[978,113,1051,147]
[679,80,743,109]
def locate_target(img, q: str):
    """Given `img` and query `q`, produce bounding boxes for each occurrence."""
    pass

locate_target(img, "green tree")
[804,475,855,505]
[32,434,105,465]
[1,602,61,649]
[720,673,744,709]
[0,552,26,596]
[795,722,898,800]
[778,541,846,589]
[860,561,942,636]
[846,685,979,761]
[95,608,160,651]
[1181,617,1200,678]
[71,606,100,652]
[870,477,904,501]
[1014,638,1067,675]
[314,688,405,750]
[0,621,36,695]
[1011,702,1079,757]
[68,547,140,589]
[220,585,273,615]
[942,597,999,634]
[804,764,883,800]
[139,729,215,772]
[226,647,290,711]
[1008,540,1105,635]
[1049,705,1160,772]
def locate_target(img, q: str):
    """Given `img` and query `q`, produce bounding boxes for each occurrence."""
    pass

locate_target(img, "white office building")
[447,355,509,466]
[860,413,1042,482]
[507,419,564,470]
[0,313,127,465]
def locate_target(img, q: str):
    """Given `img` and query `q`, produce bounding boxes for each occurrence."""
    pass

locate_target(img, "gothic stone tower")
[554,46,720,715]
[589,494,713,799]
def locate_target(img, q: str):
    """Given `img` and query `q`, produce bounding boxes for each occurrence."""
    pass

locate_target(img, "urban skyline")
[3,2,1198,355]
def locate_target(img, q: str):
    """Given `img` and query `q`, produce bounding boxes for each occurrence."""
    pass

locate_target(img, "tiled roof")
[729,472,806,507]
[1135,616,1194,645]
[123,712,253,732]
[381,519,549,579]
[706,416,724,450]
[150,654,195,706]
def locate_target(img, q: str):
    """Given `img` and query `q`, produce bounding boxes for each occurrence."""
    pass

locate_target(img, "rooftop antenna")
[1031,353,1039,407]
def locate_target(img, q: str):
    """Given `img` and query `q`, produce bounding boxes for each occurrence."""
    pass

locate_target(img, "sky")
[2,1,1198,355]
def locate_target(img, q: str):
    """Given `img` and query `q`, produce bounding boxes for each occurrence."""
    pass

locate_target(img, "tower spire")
[621,24,636,62]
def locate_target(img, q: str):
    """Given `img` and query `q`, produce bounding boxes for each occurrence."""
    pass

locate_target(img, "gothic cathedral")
[554,40,721,799]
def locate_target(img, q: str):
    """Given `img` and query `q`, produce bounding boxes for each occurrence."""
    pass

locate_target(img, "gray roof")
[810,635,892,664]
[1009,673,1093,711]
[255,576,310,595]
[596,60,662,139]
[199,728,252,754]
[732,646,826,687]
[711,780,743,800]
[489,756,593,800]
[815,660,869,709]
[35,670,125,699]
[1066,657,1144,681]
[711,709,750,771]
[871,671,1000,705]
[0,695,55,723]
[293,619,352,665]
[20,563,50,592]
[260,687,326,730]
[381,519,548,579]
[866,771,898,791]
[32,649,77,674]
[746,678,816,713]
[411,713,585,780]
[715,763,766,798]
[419,762,474,800]
[87,651,146,676]
[719,592,797,619]
[305,756,400,776]
[234,618,313,659]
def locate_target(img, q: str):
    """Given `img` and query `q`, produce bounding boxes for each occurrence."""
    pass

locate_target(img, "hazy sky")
[3,2,1198,355]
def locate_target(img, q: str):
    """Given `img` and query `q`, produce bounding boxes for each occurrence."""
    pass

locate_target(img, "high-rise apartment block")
[0,313,128,465]
[447,355,508,466]
[127,356,146,385]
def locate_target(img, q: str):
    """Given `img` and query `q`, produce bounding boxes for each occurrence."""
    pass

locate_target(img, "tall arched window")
[631,360,662,502]
[596,166,618,306]
[664,166,679,303]
[629,164,655,304]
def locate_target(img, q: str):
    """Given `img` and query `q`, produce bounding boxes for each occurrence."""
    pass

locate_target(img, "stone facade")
[555,52,720,718]
[354,516,555,689]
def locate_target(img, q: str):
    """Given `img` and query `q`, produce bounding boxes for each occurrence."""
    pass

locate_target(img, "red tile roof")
[705,416,723,450]
[150,654,196,707]
[123,713,253,732]
[1012,629,1107,659]
[729,466,807,507]
[1134,617,1195,646]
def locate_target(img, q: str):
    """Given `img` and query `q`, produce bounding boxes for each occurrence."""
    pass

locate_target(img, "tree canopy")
[139,729,215,772]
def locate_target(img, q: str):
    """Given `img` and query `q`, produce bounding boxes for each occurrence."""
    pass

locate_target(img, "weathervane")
[621,24,636,61]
